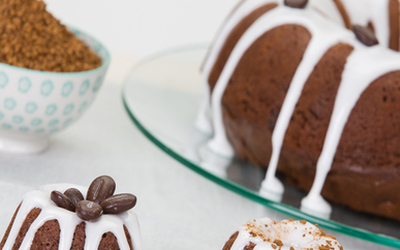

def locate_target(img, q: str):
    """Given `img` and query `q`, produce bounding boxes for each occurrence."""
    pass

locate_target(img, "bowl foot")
[0,132,49,154]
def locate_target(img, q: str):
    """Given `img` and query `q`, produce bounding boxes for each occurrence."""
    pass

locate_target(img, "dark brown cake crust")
[98,232,121,250]
[222,232,256,250]
[280,71,400,221]
[217,24,312,166]
[222,232,238,250]
[70,222,86,250]
[211,13,400,220]
[244,242,256,250]
[0,203,21,250]
[208,3,278,92]
[123,225,134,250]
[389,0,400,50]
[31,220,60,250]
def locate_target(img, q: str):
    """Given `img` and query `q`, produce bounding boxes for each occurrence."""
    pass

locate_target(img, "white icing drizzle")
[302,43,400,214]
[195,80,213,135]
[202,0,400,216]
[210,4,308,158]
[337,0,372,26]
[202,0,279,85]
[339,0,390,47]
[261,7,355,198]
[2,183,143,250]
[226,218,343,250]
[207,3,356,195]
[310,0,344,25]
[196,0,343,136]
[196,0,279,137]
[369,0,391,47]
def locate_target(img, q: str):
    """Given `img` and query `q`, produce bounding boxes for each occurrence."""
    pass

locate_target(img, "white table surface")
[0,54,394,250]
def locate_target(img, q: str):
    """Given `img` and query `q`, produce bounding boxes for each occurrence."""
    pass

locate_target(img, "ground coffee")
[0,0,102,72]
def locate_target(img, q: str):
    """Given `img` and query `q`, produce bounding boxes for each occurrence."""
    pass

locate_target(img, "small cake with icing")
[222,217,343,250]
[0,176,142,250]
[198,0,400,221]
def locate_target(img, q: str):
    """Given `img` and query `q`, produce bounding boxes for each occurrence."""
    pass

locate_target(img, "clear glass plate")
[122,44,400,248]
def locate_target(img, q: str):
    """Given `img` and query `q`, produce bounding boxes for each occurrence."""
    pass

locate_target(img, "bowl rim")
[0,26,110,76]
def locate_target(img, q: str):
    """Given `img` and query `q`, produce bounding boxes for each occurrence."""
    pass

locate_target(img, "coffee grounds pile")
[0,0,102,72]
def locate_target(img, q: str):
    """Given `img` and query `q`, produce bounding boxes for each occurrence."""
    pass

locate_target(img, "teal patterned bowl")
[0,28,110,154]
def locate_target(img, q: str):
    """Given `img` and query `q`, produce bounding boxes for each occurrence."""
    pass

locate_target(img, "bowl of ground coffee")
[0,0,110,154]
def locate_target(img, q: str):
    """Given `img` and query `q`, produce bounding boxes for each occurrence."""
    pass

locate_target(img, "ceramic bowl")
[0,28,110,154]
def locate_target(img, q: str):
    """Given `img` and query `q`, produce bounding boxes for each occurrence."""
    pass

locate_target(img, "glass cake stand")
[122,44,400,249]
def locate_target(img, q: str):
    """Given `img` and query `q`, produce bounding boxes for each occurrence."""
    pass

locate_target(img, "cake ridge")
[207,3,355,180]
[304,44,400,212]
[196,0,280,135]
[1,183,142,250]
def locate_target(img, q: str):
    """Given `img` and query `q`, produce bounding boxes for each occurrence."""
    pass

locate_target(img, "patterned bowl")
[0,28,110,154]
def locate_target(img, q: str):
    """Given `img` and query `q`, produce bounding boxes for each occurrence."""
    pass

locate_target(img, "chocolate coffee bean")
[100,194,137,214]
[64,188,84,207]
[87,175,116,203]
[353,25,379,46]
[76,200,103,222]
[284,0,308,8]
[51,191,75,212]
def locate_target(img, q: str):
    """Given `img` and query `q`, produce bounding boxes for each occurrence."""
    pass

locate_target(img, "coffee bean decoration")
[353,25,379,46]
[284,0,308,9]
[49,176,137,221]
[76,200,103,222]
[100,194,137,214]
[64,188,84,207]
[87,175,116,204]
[51,191,75,212]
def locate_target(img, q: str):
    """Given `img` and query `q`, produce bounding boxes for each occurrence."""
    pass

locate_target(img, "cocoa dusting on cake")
[0,0,101,72]
[50,175,137,222]
[273,239,283,247]
[222,218,344,250]
[245,222,268,241]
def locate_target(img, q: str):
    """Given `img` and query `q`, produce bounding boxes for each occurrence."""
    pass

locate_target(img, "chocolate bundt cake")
[198,0,400,221]
[0,176,142,250]
[222,217,343,250]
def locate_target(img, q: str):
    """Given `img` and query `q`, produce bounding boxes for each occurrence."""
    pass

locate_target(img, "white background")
[46,0,239,59]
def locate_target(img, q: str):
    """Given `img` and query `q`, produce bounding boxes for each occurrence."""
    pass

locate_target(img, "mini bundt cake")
[0,176,142,250]
[222,217,343,250]
[198,0,400,221]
